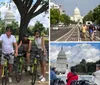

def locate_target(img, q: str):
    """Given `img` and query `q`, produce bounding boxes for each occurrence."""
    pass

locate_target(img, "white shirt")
[0,34,16,53]
[93,70,100,85]
[35,37,43,50]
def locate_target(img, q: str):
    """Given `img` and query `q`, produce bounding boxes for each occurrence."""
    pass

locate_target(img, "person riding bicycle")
[0,26,18,83]
[18,34,32,71]
[34,30,47,82]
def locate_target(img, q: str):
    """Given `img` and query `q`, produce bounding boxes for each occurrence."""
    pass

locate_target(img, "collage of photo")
[0,0,99,85]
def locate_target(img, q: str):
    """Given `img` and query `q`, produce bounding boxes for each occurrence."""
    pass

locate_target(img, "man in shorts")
[0,26,18,82]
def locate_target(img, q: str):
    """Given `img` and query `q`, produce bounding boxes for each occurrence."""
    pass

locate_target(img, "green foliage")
[6,21,19,35]
[83,5,100,24]
[0,20,5,34]
[75,59,100,74]
[60,14,70,25]
[50,8,60,25]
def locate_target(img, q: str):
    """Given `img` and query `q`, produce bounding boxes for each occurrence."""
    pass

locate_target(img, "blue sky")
[51,0,100,16]
[50,42,100,63]
[50,42,100,50]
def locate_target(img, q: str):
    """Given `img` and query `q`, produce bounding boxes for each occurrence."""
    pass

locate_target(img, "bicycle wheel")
[15,62,23,83]
[31,64,37,85]
[2,77,7,85]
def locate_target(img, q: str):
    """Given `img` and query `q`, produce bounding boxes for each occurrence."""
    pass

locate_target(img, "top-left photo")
[0,0,49,85]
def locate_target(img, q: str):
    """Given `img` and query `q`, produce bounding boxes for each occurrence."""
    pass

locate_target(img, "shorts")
[38,49,47,61]
[89,29,93,33]
[1,53,14,65]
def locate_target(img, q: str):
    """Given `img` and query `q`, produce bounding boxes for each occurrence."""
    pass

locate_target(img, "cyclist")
[18,34,32,71]
[34,30,47,82]
[0,26,18,83]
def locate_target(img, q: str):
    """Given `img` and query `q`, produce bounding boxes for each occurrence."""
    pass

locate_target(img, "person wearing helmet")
[18,34,32,71]
[34,30,47,82]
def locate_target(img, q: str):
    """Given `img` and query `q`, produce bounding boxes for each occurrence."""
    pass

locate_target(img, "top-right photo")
[50,0,100,41]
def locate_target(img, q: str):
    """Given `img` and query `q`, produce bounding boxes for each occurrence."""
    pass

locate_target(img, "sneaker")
[8,77,12,83]
[27,66,30,71]
[40,77,46,82]
[39,75,43,79]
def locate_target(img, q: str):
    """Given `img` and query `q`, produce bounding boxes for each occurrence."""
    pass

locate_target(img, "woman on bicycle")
[18,34,32,71]
[34,30,47,82]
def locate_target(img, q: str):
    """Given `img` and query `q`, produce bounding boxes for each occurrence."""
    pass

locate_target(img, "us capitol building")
[50,2,83,24]
[0,2,15,25]
[70,6,83,23]
[51,47,69,74]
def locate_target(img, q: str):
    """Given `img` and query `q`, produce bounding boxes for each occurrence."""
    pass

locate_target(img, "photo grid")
[50,0,100,85]
[0,0,99,85]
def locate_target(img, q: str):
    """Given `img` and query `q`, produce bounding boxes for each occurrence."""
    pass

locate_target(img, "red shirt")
[66,72,78,85]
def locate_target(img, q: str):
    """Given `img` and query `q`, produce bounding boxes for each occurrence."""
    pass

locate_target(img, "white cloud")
[0,1,49,27]
[50,43,100,66]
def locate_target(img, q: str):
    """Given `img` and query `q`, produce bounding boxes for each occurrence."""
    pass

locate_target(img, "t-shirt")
[50,70,57,81]
[93,70,100,85]
[22,39,30,51]
[0,34,16,53]
[66,72,78,85]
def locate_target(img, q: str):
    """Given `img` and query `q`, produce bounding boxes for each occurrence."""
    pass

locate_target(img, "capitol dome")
[4,8,15,24]
[74,6,81,16]
[58,47,66,58]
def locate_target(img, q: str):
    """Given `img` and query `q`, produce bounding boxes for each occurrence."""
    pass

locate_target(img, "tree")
[50,8,60,25]
[12,0,49,42]
[60,14,70,25]
[32,21,45,35]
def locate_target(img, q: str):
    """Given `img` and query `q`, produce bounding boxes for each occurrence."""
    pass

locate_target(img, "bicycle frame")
[1,58,8,77]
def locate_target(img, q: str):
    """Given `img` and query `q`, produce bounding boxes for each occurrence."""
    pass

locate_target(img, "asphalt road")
[50,25,100,41]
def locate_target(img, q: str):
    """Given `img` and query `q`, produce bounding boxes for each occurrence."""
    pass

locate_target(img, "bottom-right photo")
[50,42,100,85]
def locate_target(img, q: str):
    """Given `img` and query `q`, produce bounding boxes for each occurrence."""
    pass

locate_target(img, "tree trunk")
[18,17,30,43]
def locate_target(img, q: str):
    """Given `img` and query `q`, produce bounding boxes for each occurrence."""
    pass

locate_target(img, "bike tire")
[31,64,37,85]
[15,62,23,83]
[2,77,7,85]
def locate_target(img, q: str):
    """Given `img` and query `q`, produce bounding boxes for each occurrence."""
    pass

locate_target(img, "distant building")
[4,2,15,25]
[56,47,68,74]
[70,6,83,23]
[50,2,65,15]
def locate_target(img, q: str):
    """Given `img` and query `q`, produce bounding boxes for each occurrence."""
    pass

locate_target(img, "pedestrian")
[0,26,18,83]
[88,24,95,41]
[34,30,47,82]
[66,66,78,85]
[50,67,57,81]
[82,24,87,40]
[92,64,100,85]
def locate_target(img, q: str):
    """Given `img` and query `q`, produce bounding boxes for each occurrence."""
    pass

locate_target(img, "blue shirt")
[50,70,57,81]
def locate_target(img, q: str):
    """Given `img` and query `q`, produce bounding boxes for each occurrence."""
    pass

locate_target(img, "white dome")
[74,6,81,16]
[4,10,15,20]
[58,47,66,58]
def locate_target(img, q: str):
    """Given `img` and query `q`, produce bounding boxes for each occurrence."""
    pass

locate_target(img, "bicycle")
[15,51,27,83]
[1,53,13,85]
[30,48,40,85]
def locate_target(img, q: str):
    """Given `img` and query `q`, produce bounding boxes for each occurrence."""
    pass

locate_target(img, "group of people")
[81,24,95,41]
[50,64,100,85]
[0,26,47,83]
